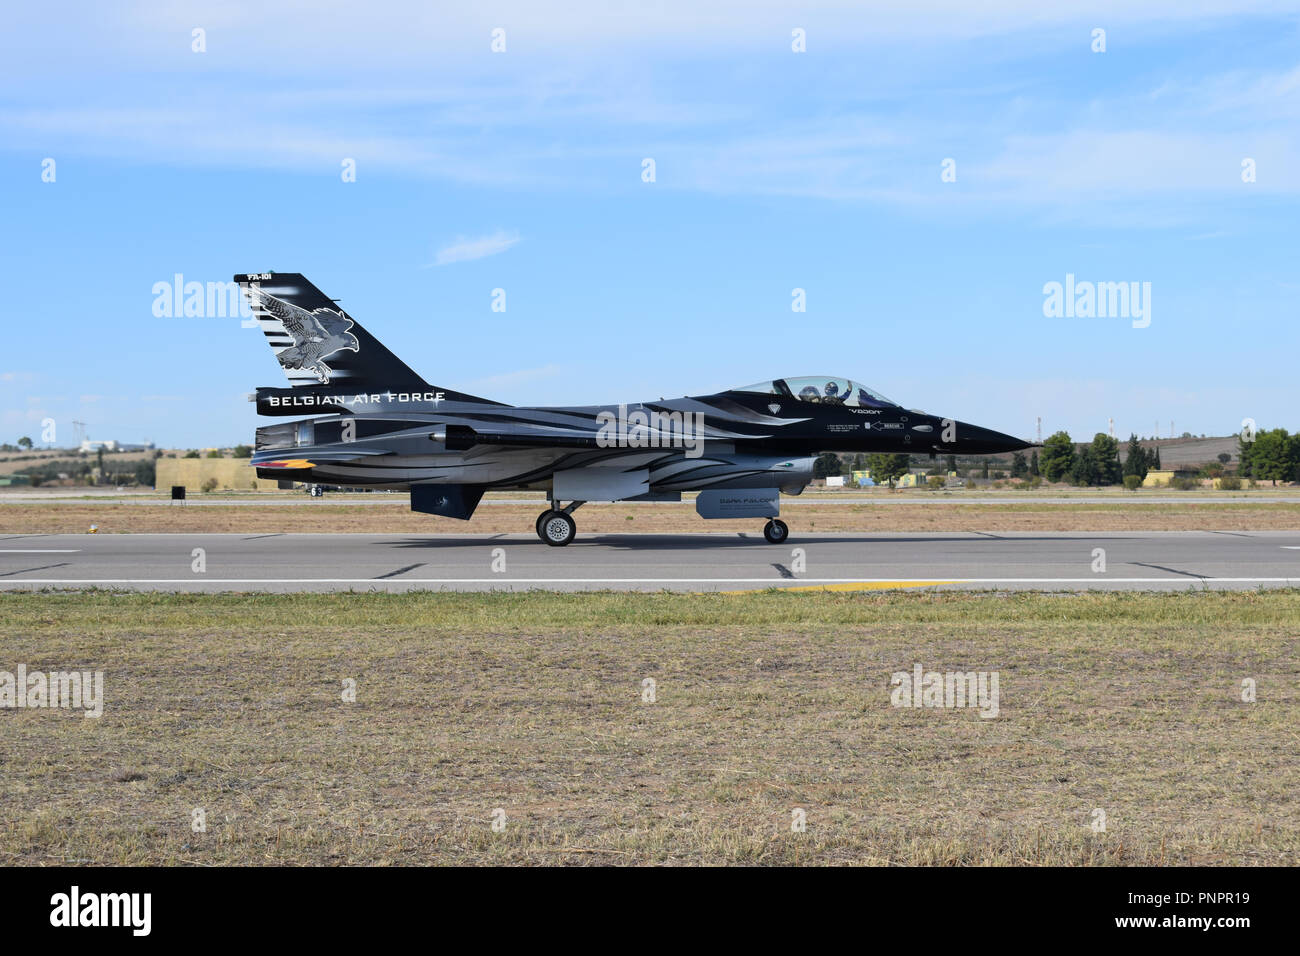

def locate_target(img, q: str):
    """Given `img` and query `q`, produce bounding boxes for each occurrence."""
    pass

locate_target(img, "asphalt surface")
[3,494,1298,505]
[1,531,1297,592]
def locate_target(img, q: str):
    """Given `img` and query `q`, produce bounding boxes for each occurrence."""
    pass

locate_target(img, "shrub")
[200,478,218,493]
[1218,475,1242,491]
[1123,474,1142,491]
[926,475,945,490]
[1169,476,1196,491]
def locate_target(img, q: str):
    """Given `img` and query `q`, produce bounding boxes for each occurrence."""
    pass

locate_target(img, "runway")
[1,530,1298,592]
[3,493,1299,505]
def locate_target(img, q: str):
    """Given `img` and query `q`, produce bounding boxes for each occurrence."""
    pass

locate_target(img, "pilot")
[824,381,843,405]
[798,385,821,403]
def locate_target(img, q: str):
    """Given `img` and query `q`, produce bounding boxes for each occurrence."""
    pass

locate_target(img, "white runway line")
[2,577,1298,585]
[0,549,81,553]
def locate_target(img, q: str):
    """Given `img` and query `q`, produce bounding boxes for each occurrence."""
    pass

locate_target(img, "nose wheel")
[763,518,789,544]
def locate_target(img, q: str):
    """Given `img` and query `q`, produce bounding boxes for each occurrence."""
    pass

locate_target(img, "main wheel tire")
[763,518,789,544]
[535,509,556,540]
[542,511,576,546]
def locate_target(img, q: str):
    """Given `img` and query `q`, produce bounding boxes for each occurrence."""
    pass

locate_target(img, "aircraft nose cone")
[948,421,1035,454]
[967,426,1034,455]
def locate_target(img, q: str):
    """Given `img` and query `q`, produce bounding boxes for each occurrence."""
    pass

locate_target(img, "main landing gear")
[535,501,789,545]
[535,499,585,546]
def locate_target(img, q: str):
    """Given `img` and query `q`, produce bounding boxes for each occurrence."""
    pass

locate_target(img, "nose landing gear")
[762,518,789,544]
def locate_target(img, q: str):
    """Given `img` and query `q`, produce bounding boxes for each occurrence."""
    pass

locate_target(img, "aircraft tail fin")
[238,272,501,403]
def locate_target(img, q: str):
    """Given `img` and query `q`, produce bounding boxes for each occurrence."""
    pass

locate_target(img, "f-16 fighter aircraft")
[242,273,1032,546]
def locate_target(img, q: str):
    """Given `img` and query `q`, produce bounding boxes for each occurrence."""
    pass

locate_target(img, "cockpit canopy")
[733,376,899,409]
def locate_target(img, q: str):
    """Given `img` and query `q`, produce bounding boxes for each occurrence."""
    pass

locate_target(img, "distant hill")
[1135,436,1240,468]
[0,448,163,477]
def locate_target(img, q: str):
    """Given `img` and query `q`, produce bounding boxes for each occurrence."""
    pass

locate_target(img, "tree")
[1070,445,1099,486]
[1217,453,1231,466]
[1248,428,1296,484]
[1239,431,1257,476]
[17,436,32,450]
[184,450,201,459]
[1090,433,1122,485]
[233,444,253,459]
[851,453,866,470]
[1123,434,1149,481]
[867,453,910,488]
[206,449,222,459]
[1150,444,1161,470]
[813,452,842,479]
[134,459,156,487]
[944,454,957,473]
[1029,450,1040,477]
[1010,452,1028,478]
[1040,431,1075,482]
[980,459,990,480]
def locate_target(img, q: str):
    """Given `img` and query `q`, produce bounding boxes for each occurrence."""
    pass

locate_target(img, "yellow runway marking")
[720,580,963,594]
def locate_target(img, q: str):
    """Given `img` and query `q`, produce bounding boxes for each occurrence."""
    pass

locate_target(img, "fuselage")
[251,381,1031,492]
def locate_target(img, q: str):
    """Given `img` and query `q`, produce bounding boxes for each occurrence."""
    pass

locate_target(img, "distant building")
[1142,469,1203,488]
[79,440,155,453]
[156,458,282,493]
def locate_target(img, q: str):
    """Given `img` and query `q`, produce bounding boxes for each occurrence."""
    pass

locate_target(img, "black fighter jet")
[242,273,1032,546]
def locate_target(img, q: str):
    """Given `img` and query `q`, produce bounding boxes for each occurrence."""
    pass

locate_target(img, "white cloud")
[3,0,1286,69]
[429,231,521,267]
[1,3,1296,221]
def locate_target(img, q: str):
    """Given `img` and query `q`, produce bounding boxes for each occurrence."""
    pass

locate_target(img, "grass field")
[3,498,1300,534]
[2,590,1296,865]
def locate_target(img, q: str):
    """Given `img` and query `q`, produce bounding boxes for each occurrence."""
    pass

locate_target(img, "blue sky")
[2,1,1298,448]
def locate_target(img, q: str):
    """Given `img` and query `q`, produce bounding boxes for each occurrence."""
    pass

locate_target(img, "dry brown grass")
[2,499,1300,535]
[1,590,1296,865]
